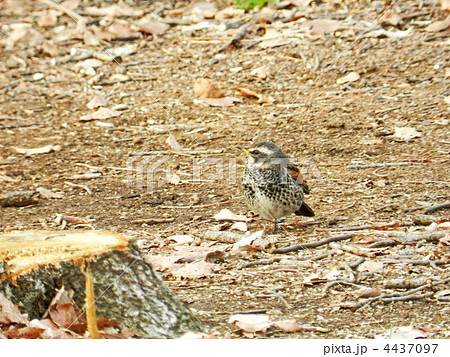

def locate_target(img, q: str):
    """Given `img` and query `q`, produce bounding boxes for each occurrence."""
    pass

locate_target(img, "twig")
[385,277,436,289]
[323,281,361,296]
[52,53,93,65]
[130,218,175,225]
[348,257,365,270]
[382,259,450,266]
[65,181,92,195]
[425,201,450,214]
[272,233,354,254]
[298,251,335,262]
[0,122,44,129]
[282,8,299,23]
[333,201,356,213]
[268,290,291,309]
[329,243,375,258]
[239,258,281,269]
[348,162,418,169]
[381,292,434,303]
[330,221,407,232]
[218,23,252,52]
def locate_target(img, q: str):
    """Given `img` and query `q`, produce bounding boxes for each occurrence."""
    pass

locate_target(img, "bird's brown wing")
[287,163,310,194]
[295,201,315,217]
[288,163,315,217]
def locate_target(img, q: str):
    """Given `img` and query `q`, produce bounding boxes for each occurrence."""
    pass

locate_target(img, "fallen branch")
[382,258,450,266]
[202,230,245,244]
[351,278,450,310]
[368,231,446,248]
[330,221,408,232]
[380,292,434,303]
[272,233,354,254]
[425,201,450,214]
[329,243,375,258]
[384,231,446,244]
[385,277,437,289]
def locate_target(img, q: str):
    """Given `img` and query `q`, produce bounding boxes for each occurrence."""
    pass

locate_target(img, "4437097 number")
[383,344,438,354]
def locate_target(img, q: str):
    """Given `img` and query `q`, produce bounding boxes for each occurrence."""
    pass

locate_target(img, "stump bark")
[0,230,204,338]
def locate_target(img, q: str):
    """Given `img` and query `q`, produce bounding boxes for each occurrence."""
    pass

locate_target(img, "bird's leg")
[271,220,280,234]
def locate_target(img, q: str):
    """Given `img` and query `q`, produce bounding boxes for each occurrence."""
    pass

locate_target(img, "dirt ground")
[1,0,449,338]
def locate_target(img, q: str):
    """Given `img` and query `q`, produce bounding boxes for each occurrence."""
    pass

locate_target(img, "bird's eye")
[251,150,260,155]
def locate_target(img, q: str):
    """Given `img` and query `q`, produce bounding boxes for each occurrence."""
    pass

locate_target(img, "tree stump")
[0,230,204,338]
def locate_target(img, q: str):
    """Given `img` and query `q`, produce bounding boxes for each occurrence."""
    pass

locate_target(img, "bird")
[238,141,314,233]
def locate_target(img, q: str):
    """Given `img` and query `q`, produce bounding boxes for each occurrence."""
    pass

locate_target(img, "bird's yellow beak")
[237,146,249,154]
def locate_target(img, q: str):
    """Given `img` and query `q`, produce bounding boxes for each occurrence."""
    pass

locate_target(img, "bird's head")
[238,141,289,169]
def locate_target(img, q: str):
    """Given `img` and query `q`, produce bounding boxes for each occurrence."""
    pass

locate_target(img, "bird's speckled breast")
[242,166,305,220]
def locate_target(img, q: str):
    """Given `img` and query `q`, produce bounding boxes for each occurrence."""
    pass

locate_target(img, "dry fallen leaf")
[168,235,194,244]
[213,208,251,222]
[86,95,108,109]
[425,15,450,32]
[228,314,272,333]
[440,232,450,245]
[41,40,58,57]
[171,260,214,278]
[137,19,170,35]
[442,0,450,11]
[379,11,402,26]
[250,65,270,80]
[37,10,58,27]
[235,86,274,104]
[146,255,179,272]
[13,145,61,156]
[301,19,341,36]
[0,292,29,325]
[2,326,45,339]
[36,187,64,199]
[232,230,264,250]
[193,78,224,99]
[107,23,140,39]
[80,108,121,121]
[376,325,428,339]
[357,261,384,273]
[74,59,104,71]
[273,319,303,333]
[60,0,80,10]
[166,133,183,153]
[392,127,422,141]
[230,221,248,232]
[337,72,360,84]
[259,28,288,48]
[349,287,383,299]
